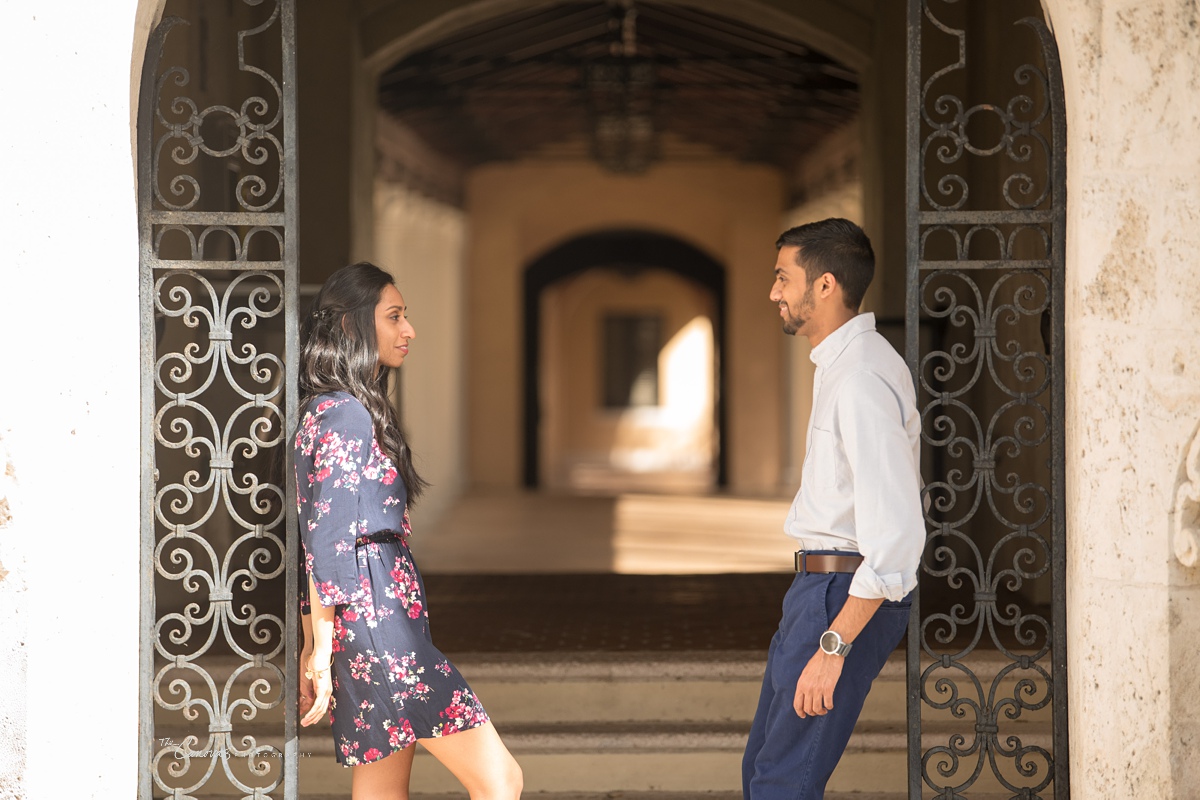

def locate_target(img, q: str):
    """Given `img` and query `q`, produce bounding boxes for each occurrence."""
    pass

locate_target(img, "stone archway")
[129,1,1089,796]
[360,1,885,497]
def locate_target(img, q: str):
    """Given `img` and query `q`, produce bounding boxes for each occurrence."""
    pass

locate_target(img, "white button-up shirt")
[784,312,925,601]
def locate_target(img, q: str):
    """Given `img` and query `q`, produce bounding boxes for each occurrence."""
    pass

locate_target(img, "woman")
[296,262,522,799]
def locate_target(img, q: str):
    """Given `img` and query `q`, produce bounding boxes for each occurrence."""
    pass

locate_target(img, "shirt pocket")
[803,426,844,489]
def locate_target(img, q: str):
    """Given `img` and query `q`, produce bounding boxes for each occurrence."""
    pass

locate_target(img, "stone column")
[0,3,146,797]
[1050,0,1200,795]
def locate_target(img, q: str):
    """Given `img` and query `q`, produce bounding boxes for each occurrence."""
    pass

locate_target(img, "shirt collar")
[809,312,876,368]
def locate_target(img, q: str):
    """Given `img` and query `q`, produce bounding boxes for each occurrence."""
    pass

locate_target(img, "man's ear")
[817,272,838,299]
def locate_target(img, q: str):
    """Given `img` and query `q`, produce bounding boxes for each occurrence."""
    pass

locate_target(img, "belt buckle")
[794,550,808,573]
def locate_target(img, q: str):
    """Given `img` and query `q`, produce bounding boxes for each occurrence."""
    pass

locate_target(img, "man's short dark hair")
[775,218,875,310]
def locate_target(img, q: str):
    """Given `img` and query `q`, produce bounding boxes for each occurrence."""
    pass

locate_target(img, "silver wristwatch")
[819,629,852,657]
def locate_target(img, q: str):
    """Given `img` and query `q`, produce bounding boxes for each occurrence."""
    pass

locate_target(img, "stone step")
[304,739,1036,796]
[152,650,1052,730]
[159,718,1051,796]
[235,794,1019,800]
[399,795,1020,800]
[153,651,1056,797]
[155,718,1051,756]
[154,649,1044,687]
[459,651,1051,727]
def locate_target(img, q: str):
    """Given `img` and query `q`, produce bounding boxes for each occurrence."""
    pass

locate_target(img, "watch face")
[820,631,839,653]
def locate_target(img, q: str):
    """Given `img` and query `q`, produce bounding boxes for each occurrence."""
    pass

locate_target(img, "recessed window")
[602,314,662,408]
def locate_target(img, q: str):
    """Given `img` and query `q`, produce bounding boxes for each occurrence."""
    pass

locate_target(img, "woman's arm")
[295,397,372,725]
[298,609,315,717]
[297,398,372,608]
[300,573,336,727]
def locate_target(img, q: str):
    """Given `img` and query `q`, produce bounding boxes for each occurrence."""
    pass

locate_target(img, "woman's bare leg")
[418,722,523,800]
[351,744,417,800]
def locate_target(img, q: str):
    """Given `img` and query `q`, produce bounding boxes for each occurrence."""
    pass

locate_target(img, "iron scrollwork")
[906,1,1068,798]
[138,2,299,798]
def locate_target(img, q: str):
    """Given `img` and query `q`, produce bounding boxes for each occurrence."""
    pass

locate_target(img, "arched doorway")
[133,0,1071,796]
[369,1,870,500]
[522,230,726,490]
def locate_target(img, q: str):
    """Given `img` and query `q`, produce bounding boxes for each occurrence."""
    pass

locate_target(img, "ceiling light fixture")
[586,2,657,174]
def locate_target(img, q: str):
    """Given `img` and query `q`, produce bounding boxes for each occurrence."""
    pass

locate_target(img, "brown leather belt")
[794,551,864,574]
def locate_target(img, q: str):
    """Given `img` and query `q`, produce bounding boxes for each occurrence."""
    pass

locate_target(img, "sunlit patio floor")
[415,489,799,575]
[412,490,799,653]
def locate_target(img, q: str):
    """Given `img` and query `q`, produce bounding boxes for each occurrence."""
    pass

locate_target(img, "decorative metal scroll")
[137,2,299,798]
[905,1,1067,798]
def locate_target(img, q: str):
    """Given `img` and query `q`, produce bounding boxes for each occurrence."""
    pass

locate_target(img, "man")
[742,218,925,799]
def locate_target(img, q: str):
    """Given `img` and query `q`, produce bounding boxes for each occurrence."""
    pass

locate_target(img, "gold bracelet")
[305,657,333,680]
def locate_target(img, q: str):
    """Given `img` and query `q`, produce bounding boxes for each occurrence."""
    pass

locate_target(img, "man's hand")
[792,594,884,718]
[793,649,844,718]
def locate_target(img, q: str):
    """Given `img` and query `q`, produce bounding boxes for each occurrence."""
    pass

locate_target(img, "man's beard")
[781,294,814,335]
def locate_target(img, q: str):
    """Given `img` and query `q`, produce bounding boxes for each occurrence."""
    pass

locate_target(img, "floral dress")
[296,391,489,766]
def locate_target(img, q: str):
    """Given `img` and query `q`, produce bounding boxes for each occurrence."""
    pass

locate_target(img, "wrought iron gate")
[905,1,1068,797]
[137,1,299,798]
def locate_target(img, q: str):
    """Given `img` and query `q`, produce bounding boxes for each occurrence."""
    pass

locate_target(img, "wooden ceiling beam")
[647,2,815,57]
[635,5,795,59]
[429,6,611,63]
[375,1,860,171]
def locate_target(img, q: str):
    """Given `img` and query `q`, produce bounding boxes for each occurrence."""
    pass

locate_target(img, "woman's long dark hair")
[299,262,428,503]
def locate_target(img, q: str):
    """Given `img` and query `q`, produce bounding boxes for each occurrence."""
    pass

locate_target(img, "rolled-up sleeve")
[296,398,370,610]
[835,371,925,601]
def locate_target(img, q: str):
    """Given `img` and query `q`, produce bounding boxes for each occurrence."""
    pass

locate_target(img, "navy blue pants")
[742,564,911,800]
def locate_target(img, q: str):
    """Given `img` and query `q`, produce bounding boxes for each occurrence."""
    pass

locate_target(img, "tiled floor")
[414,490,799,575]
[413,491,801,652]
[424,572,795,653]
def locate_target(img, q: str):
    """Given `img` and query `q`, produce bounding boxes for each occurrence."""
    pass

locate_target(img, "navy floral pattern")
[295,391,489,766]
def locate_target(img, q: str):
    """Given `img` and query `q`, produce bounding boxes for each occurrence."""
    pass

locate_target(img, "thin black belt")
[356,530,404,547]
[794,551,864,574]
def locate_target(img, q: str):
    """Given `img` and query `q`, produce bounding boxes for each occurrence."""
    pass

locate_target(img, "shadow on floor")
[424,572,797,653]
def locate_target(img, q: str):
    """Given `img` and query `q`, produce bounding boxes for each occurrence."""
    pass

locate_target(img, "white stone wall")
[1048,0,1200,795]
[0,433,26,800]
[0,2,144,798]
